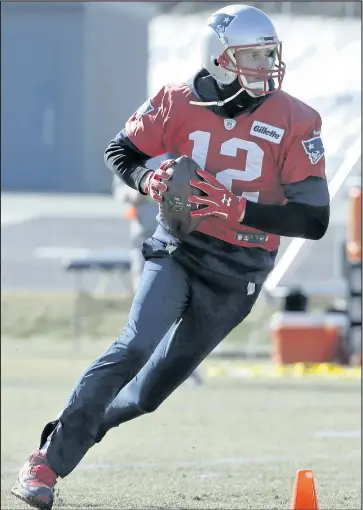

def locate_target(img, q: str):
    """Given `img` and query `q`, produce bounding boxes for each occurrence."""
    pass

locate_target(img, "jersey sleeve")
[125,85,177,158]
[280,114,326,185]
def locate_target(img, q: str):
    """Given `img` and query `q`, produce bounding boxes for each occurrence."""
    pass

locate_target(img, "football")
[159,155,204,238]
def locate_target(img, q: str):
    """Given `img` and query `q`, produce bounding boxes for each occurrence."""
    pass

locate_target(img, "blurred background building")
[2,2,154,193]
[1,1,361,363]
[2,1,360,193]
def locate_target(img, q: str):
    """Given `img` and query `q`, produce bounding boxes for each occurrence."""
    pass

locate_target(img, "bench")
[63,250,132,336]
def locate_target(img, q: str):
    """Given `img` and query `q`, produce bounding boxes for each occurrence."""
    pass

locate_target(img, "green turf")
[1,290,132,340]
[1,337,361,510]
[1,290,278,346]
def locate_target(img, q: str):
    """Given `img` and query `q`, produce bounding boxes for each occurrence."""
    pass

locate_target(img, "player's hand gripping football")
[189,169,247,222]
[143,159,175,203]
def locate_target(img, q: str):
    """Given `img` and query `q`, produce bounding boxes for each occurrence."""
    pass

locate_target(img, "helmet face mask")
[218,42,285,97]
[201,5,286,100]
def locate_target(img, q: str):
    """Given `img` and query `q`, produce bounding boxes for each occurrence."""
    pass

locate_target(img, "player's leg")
[11,255,190,509]
[96,278,262,437]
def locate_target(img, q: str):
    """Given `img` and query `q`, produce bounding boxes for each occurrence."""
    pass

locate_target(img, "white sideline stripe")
[314,429,361,439]
[2,450,360,475]
[264,137,362,293]
[0,212,39,226]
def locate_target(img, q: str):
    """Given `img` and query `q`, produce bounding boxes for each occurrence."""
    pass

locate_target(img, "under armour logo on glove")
[189,169,247,222]
[221,194,232,206]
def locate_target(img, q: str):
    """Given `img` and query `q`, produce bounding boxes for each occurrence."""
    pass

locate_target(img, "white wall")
[148,14,361,177]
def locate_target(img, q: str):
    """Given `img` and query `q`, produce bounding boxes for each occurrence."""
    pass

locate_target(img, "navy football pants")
[45,255,262,477]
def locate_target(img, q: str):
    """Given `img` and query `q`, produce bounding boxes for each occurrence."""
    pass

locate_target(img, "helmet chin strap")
[189,85,245,107]
[189,77,265,107]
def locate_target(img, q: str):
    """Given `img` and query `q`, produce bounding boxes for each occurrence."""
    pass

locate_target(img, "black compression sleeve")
[242,201,330,240]
[104,130,152,193]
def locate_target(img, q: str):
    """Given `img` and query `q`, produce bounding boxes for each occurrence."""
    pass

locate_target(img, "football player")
[11,5,329,509]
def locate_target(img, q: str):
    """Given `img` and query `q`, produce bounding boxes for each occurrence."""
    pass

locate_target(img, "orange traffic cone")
[290,469,318,510]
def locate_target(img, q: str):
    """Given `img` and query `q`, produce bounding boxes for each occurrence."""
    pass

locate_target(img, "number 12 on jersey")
[189,130,265,203]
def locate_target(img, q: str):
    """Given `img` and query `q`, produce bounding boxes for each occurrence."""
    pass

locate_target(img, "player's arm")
[190,171,329,240]
[241,177,330,240]
[241,123,329,240]
[104,129,153,192]
[104,87,177,200]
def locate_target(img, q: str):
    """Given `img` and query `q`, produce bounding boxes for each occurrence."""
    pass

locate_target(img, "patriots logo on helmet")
[208,13,236,36]
[302,136,325,164]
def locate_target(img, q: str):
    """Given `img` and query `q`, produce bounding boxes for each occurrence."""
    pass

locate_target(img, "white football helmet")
[192,4,286,106]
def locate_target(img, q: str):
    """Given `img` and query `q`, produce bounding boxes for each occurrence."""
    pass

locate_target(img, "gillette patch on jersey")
[250,121,285,144]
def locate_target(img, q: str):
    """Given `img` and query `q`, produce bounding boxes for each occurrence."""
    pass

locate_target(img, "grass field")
[0,290,278,352]
[1,337,361,510]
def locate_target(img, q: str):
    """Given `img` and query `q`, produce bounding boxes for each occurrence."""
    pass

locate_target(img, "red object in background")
[346,186,362,263]
[270,313,346,364]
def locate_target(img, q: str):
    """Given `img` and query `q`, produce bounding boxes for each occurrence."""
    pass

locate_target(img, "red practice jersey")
[125,83,326,251]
